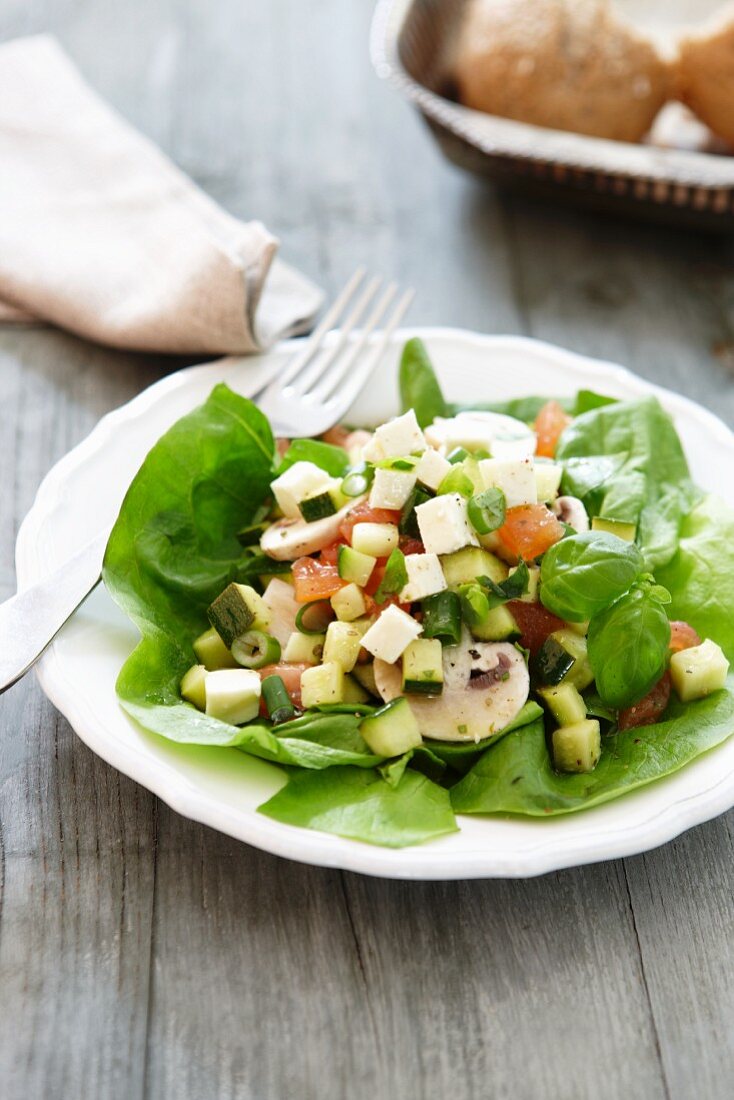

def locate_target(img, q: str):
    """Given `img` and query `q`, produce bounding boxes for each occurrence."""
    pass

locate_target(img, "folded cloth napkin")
[0,36,322,354]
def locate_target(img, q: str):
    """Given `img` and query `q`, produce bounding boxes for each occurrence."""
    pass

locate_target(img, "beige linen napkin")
[0,36,322,354]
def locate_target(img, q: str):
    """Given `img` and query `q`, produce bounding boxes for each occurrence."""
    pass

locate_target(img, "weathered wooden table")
[2,3,734,1098]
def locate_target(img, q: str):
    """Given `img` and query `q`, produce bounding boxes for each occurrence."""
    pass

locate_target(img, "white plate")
[15,328,734,879]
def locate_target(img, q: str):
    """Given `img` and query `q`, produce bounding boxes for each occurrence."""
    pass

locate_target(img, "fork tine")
[310,281,399,402]
[276,266,366,390]
[288,275,382,396]
[323,287,414,416]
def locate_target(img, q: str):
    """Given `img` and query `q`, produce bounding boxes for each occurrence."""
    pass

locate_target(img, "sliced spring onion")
[437,466,474,498]
[399,485,432,537]
[447,446,471,465]
[341,464,374,498]
[262,674,297,724]
[374,548,408,605]
[295,599,335,635]
[421,591,462,646]
[374,455,419,471]
[468,486,506,535]
[231,630,281,669]
[457,583,490,628]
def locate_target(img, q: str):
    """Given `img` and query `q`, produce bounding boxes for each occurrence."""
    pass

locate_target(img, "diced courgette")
[180,664,207,711]
[207,583,270,648]
[299,482,345,522]
[552,719,601,773]
[337,544,376,587]
[440,546,508,589]
[537,683,587,727]
[670,639,729,702]
[331,583,369,622]
[351,522,400,557]
[469,604,520,642]
[300,662,345,707]
[193,627,238,670]
[282,631,325,664]
[534,629,594,690]
[510,563,540,603]
[591,517,637,542]
[360,697,422,756]
[323,621,364,672]
[342,674,370,704]
[401,638,444,695]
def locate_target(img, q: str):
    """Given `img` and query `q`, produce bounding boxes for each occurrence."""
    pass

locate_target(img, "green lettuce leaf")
[259,766,459,847]
[451,680,734,815]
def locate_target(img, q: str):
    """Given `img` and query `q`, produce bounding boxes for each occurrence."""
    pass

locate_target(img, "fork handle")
[0,530,109,695]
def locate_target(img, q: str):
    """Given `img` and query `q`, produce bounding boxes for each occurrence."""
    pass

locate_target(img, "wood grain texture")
[1,2,734,1099]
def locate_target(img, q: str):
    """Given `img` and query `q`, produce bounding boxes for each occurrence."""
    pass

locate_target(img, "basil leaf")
[374,548,408,604]
[277,438,349,477]
[458,583,490,628]
[399,337,448,428]
[587,581,671,709]
[539,531,645,622]
[468,487,506,535]
[477,560,529,609]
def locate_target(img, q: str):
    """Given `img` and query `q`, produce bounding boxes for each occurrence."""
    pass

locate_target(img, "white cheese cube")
[415,493,479,556]
[479,458,537,508]
[204,669,261,726]
[425,412,536,460]
[400,553,447,602]
[369,468,417,510]
[360,605,423,663]
[534,461,563,503]
[374,409,426,458]
[361,433,385,463]
[414,448,452,492]
[271,461,332,519]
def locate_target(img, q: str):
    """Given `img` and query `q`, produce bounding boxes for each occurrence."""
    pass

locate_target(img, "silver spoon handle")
[0,529,110,694]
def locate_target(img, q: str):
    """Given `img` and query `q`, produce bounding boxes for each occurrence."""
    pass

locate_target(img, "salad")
[103,338,734,848]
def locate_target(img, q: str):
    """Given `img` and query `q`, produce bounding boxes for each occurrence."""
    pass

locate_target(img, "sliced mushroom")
[260,497,365,561]
[552,495,589,533]
[261,578,300,646]
[373,630,530,742]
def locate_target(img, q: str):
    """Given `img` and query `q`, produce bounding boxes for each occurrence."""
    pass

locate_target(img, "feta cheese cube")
[425,412,536,460]
[400,554,447,602]
[271,461,332,519]
[369,468,417,510]
[534,461,563,503]
[415,493,479,556]
[374,410,426,458]
[414,448,452,492]
[361,433,385,463]
[479,458,537,508]
[360,605,423,664]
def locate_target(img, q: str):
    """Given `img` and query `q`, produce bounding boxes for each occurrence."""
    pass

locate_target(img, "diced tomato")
[320,425,351,448]
[338,501,401,543]
[399,536,425,556]
[292,556,346,603]
[669,621,702,653]
[507,600,566,656]
[497,504,565,560]
[364,561,387,598]
[257,663,310,713]
[534,401,572,459]
[318,541,346,567]
[618,672,672,731]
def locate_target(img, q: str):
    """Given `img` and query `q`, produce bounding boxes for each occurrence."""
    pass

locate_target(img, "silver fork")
[255,268,413,436]
[0,270,413,693]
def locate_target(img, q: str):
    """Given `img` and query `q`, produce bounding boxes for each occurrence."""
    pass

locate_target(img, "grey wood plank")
[342,862,667,1100]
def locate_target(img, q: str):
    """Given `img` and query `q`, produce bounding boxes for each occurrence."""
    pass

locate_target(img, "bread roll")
[454,0,670,143]
[676,4,734,148]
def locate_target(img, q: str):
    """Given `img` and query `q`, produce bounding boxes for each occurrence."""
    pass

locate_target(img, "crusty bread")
[675,4,734,148]
[454,0,671,143]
